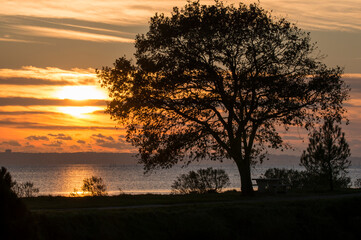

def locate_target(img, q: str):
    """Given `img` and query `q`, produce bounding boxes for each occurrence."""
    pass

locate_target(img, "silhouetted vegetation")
[354,178,361,188]
[263,168,308,190]
[98,0,349,195]
[171,167,230,194]
[81,176,107,196]
[0,167,38,239]
[301,118,351,191]
[12,181,40,198]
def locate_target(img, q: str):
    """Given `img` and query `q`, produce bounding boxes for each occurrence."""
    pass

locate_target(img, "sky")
[0,0,361,156]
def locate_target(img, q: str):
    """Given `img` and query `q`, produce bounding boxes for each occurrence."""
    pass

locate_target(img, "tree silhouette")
[98,1,349,194]
[300,119,351,190]
[0,167,38,239]
[81,176,107,196]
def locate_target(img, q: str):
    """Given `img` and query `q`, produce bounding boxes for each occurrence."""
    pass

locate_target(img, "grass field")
[21,190,361,240]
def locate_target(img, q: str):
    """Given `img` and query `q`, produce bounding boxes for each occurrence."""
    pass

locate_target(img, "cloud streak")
[15,25,135,43]
[0,97,106,106]
[26,135,50,141]
[1,1,361,31]
[0,66,97,84]
[0,119,119,130]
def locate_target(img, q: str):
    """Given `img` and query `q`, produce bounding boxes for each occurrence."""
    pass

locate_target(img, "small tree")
[12,181,40,198]
[354,178,361,188]
[81,176,107,196]
[300,119,351,191]
[171,167,230,194]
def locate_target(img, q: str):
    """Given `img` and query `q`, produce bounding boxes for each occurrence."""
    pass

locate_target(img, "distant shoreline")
[1,152,360,166]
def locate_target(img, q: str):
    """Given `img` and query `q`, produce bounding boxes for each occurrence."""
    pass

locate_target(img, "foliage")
[354,178,361,188]
[300,118,351,190]
[263,168,308,190]
[0,167,38,239]
[171,167,230,194]
[98,1,349,194]
[81,176,108,196]
[12,181,40,198]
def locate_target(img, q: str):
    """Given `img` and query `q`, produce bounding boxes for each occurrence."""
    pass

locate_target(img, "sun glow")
[55,86,107,100]
[58,106,102,118]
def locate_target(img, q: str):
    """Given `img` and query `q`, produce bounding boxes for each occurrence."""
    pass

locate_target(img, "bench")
[252,178,287,193]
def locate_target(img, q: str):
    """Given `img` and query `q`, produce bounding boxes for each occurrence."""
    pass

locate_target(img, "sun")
[55,86,107,100]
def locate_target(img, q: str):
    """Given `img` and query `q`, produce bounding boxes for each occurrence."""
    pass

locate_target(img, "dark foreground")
[16,191,361,239]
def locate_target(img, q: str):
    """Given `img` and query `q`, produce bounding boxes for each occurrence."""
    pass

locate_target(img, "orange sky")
[1,0,361,155]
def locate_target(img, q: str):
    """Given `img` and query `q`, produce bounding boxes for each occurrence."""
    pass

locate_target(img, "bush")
[354,178,361,188]
[171,167,230,194]
[12,181,39,198]
[263,167,351,191]
[263,168,307,190]
[81,176,107,196]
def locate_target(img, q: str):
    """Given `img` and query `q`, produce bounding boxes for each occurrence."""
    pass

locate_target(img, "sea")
[1,153,360,196]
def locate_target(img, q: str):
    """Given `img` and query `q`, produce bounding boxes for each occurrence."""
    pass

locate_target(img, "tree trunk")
[235,156,254,195]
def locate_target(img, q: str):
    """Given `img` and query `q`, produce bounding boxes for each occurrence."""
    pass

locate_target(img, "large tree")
[300,118,351,191]
[97,1,349,194]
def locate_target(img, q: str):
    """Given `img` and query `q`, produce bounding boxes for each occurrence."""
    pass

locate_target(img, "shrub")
[262,167,351,191]
[81,176,107,196]
[354,178,361,188]
[171,167,230,194]
[263,168,308,190]
[12,181,39,198]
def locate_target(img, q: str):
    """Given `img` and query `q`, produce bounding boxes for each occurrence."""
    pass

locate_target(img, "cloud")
[77,140,86,144]
[282,135,304,141]
[70,145,81,150]
[0,111,58,115]
[0,77,73,86]
[1,1,361,31]
[25,135,49,141]
[96,141,127,150]
[0,37,34,43]
[91,133,128,150]
[0,66,97,85]
[43,140,63,147]
[0,140,21,146]
[0,0,164,25]
[48,133,72,140]
[0,97,106,106]
[0,119,120,130]
[91,134,114,141]
[15,25,135,43]
[343,74,361,93]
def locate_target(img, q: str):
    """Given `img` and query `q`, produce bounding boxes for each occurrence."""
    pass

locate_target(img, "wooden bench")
[252,178,287,193]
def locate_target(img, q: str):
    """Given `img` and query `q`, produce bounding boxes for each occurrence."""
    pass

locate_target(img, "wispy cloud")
[0,140,22,146]
[0,97,106,106]
[26,135,49,141]
[1,1,361,31]
[91,133,128,150]
[48,133,72,140]
[0,66,97,84]
[15,25,135,43]
[0,37,34,43]
[0,77,73,86]
[0,119,119,130]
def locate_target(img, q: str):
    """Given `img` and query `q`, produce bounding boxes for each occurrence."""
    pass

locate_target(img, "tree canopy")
[98,1,349,194]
